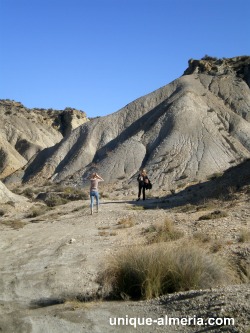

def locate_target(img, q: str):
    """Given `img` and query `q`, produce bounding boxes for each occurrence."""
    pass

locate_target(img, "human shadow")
[142,159,250,210]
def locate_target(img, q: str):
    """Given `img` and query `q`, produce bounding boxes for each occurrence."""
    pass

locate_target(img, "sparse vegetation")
[144,218,184,243]
[210,240,224,253]
[99,191,109,199]
[44,194,69,207]
[58,186,89,200]
[22,187,35,198]
[98,231,110,237]
[201,55,218,61]
[99,241,233,300]
[72,205,88,212]
[26,205,49,218]
[117,216,135,228]
[0,209,6,216]
[207,172,223,180]
[238,229,250,243]
[198,210,228,220]
[175,203,196,213]
[36,185,89,206]
[129,205,145,211]
[1,219,26,230]
[193,231,211,243]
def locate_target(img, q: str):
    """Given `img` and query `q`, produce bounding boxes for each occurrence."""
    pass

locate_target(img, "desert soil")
[0,189,249,333]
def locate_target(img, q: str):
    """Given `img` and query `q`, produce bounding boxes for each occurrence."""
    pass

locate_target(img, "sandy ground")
[0,192,249,333]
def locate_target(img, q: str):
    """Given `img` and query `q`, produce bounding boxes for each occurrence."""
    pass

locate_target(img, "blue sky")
[1,0,249,117]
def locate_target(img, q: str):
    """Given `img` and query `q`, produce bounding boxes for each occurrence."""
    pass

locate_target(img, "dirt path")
[0,197,249,332]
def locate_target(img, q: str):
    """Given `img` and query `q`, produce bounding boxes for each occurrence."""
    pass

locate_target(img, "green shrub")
[98,242,232,300]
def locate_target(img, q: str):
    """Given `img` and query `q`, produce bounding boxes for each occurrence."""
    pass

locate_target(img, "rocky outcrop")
[184,55,250,87]
[0,100,88,179]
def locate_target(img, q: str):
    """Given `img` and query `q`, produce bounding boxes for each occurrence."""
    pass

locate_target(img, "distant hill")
[0,100,88,179]
[3,56,250,191]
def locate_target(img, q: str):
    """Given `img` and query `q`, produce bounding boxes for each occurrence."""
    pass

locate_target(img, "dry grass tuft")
[129,205,145,211]
[144,218,184,243]
[45,194,69,207]
[238,229,250,243]
[26,205,49,218]
[1,219,27,230]
[198,210,228,221]
[117,216,135,228]
[193,231,211,243]
[210,240,224,253]
[0,209,6,217]
[98,241,233,300]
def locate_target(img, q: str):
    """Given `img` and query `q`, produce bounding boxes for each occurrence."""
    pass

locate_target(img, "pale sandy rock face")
[13,57,250,190]
[0,101,88,179]
[0,180,26,203]
[2,57,250,191]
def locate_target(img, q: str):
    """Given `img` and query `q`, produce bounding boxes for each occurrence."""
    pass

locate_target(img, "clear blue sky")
[1,0,249,117]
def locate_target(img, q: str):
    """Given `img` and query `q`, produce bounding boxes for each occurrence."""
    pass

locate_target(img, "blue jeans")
[90,191,99,208]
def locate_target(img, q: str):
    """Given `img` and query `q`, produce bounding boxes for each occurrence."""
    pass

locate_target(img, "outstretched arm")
[96,174,104,181]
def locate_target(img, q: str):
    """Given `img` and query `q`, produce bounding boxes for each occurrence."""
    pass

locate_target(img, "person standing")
[89,172,104,215]
[136,169,149,201]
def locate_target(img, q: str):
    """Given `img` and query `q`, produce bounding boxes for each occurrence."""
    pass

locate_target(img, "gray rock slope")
[0,180,26,203]
[7,57,250,189]
[0,100,88,179]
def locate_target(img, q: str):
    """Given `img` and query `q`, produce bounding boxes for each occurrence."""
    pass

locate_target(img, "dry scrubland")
[0,179,249,333]
[0,56,250,332]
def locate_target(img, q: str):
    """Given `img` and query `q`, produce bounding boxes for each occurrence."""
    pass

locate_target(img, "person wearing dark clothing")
[136,169,149,201]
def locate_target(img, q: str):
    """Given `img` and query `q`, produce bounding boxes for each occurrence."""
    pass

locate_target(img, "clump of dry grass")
[238,229,250,243]
[117,216,135,228]
[193,231,211,243]
[0,209,6,217]
[210,240,224,253]
[174,200,217,213]
[26,205,49,218]
[198,210,228,221]
[22,187,35,198]
[98,241,233,300]
[176,203,196,213]
[144,218,184,243]
[58,186,89,200]
[129,205,145,211]
[207,172,223,180]
[1,220,26,230]
[98,231,110,237]
[44,194,69,207]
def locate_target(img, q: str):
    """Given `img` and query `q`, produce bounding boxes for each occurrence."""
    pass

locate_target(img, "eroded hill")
[0,100,88,179]
[7,56,249,191]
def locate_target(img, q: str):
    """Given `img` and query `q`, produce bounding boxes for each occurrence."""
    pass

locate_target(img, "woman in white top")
[89,172,104,215]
